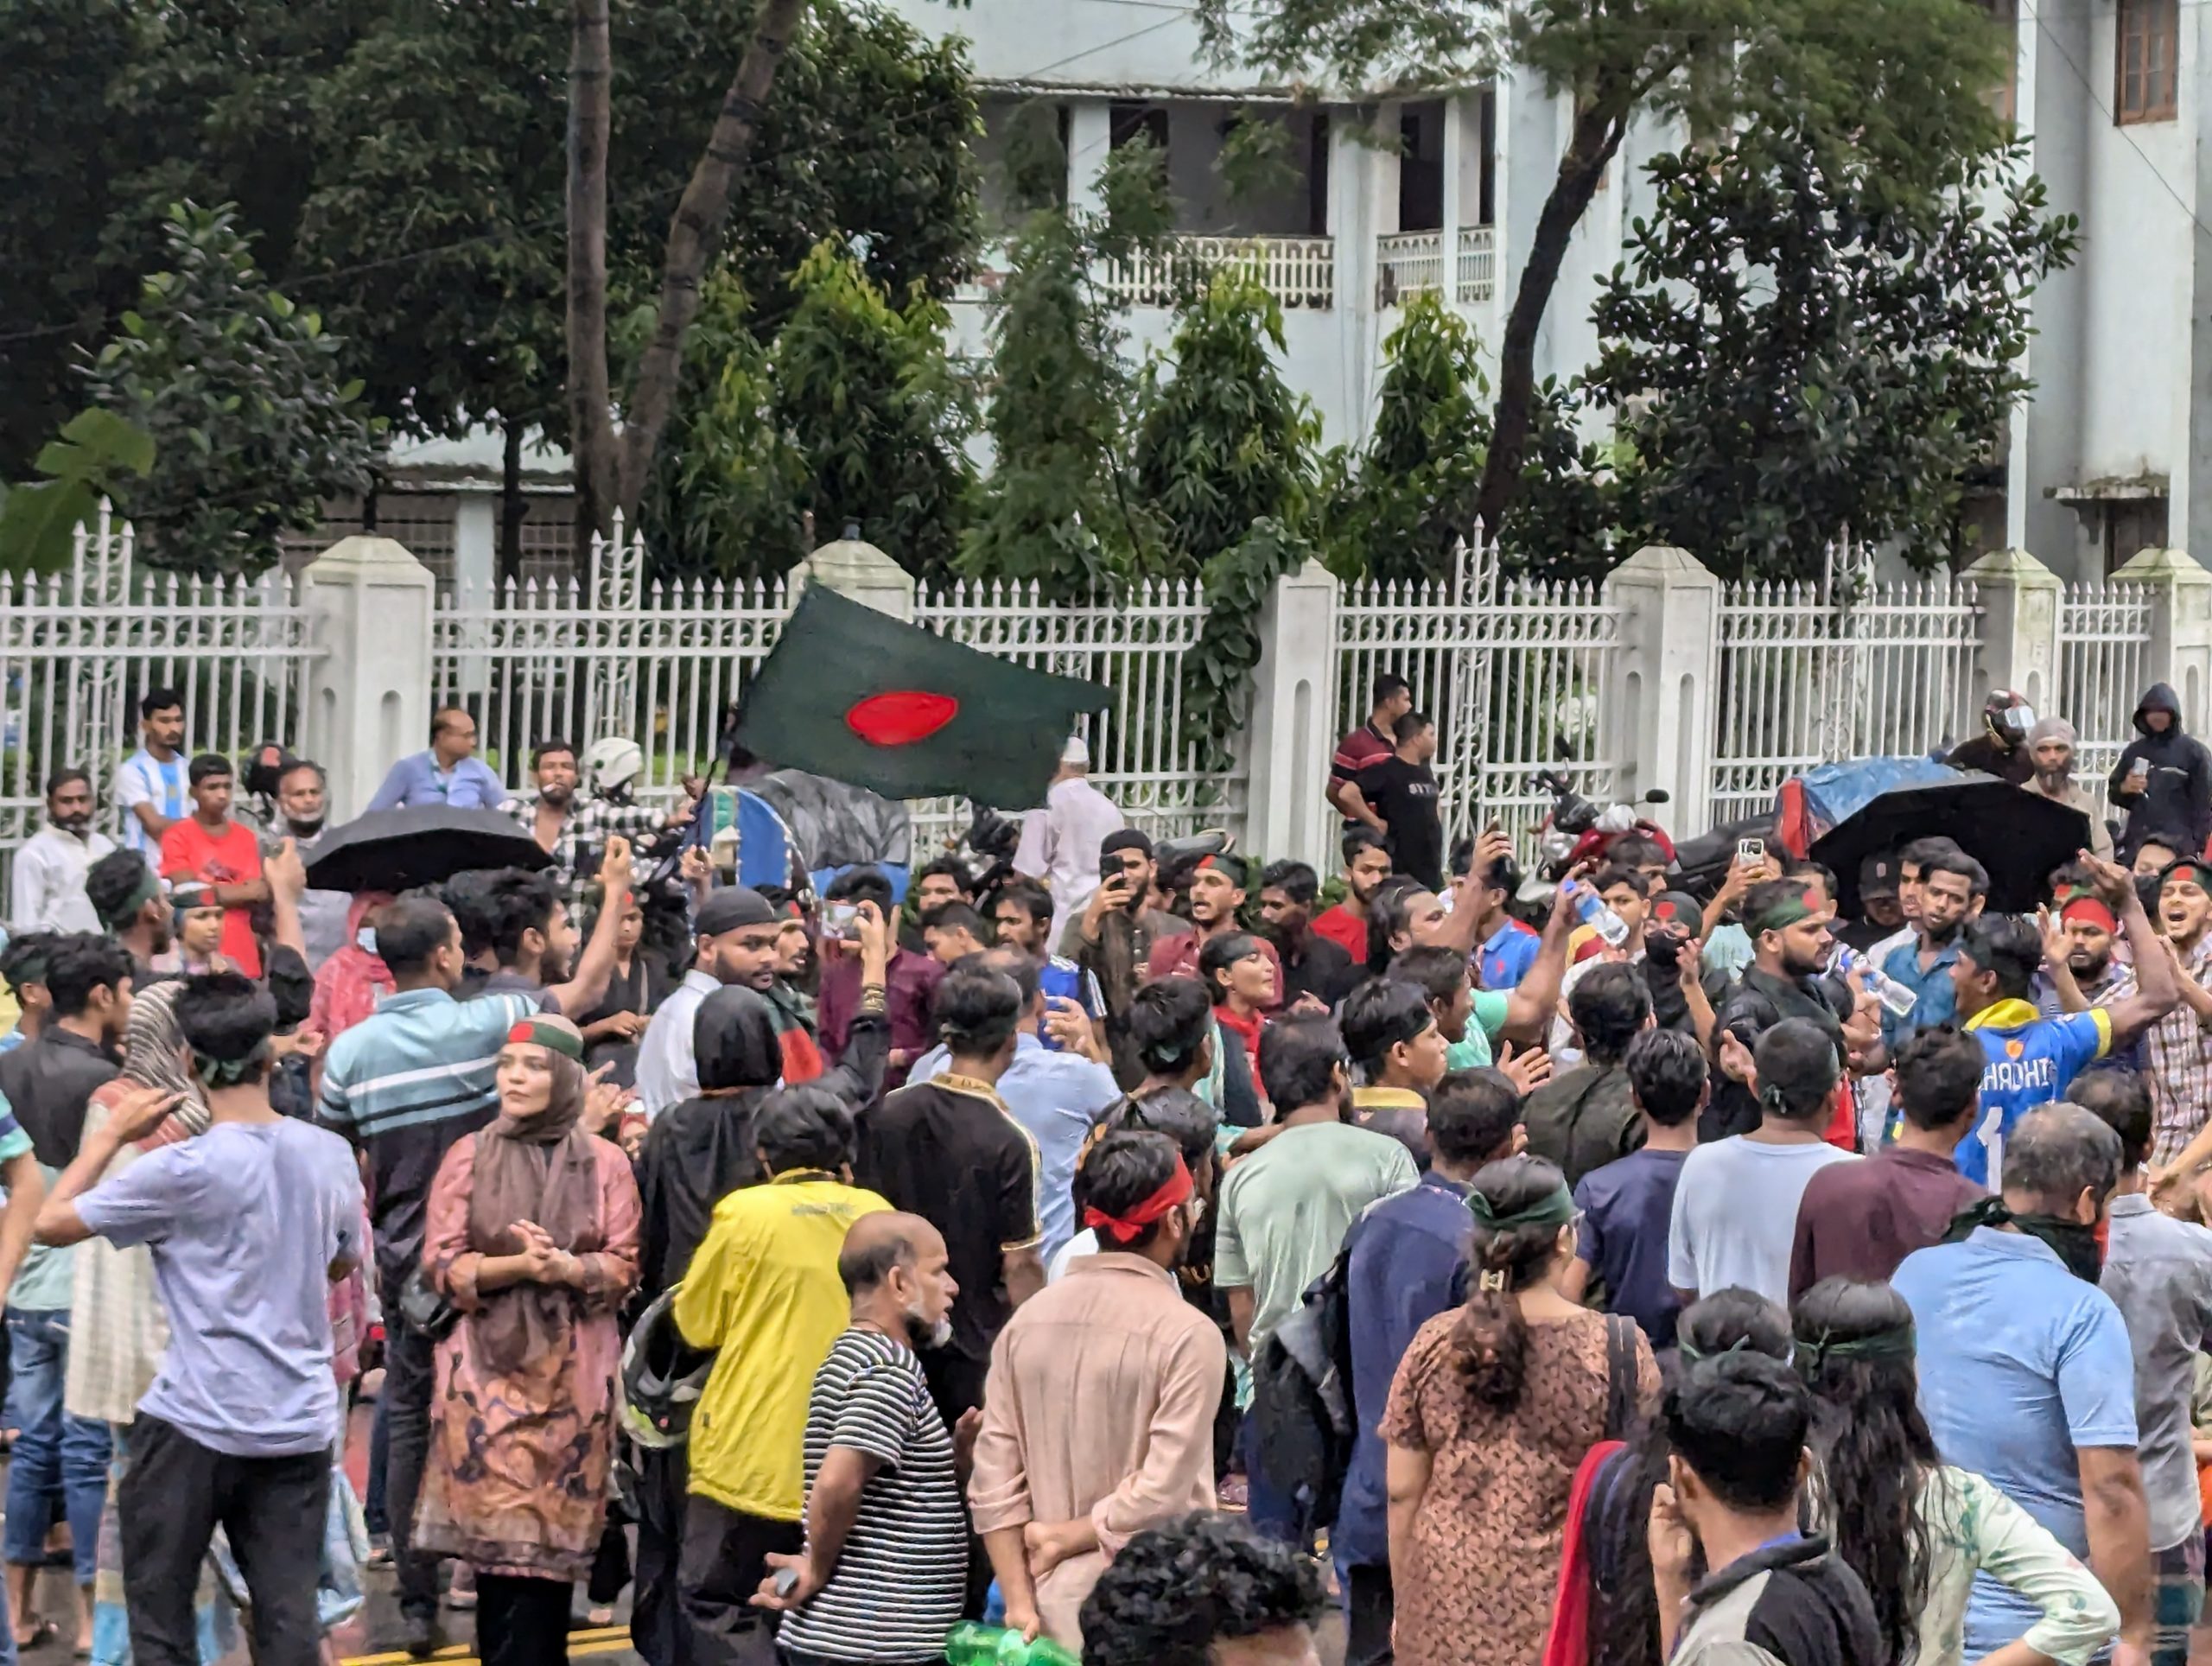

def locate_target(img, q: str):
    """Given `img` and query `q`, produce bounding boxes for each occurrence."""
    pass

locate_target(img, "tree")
[1191,0,2013,536]
[84,204,382,576]
[1585,130,2077,580]
[961,137,1173,597]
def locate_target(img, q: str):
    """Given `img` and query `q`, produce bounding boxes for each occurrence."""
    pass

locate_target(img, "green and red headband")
[506,1015,585,1062]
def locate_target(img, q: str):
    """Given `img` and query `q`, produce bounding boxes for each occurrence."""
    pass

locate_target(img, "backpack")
[1249,1242,1359,1531]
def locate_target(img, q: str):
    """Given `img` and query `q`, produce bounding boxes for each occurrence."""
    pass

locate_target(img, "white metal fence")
[1100,235,1338,311]
[1337,538,1622,854]
[2058,578,2154,785]
[1709,549,1983,825]
[0,511,321,900]
[1456,226,1497,303]
[1376,231,1445,306]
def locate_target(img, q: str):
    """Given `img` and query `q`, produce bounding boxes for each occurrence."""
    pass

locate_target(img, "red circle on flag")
[845,690,959,747]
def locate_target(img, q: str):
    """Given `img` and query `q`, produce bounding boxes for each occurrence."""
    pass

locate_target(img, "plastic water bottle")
[1564,880,1630,948]
[945,1622,1082,1666]
[1833,945,1916,1020]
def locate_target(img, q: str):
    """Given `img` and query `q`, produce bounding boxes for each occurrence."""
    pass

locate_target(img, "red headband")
[1081,1154,1194,1245]
[2058,896,2117,933]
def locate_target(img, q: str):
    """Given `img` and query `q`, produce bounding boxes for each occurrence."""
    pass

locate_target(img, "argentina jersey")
[1958,999,2111,1188]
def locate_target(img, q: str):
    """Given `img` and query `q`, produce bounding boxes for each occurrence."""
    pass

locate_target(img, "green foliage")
[1474,378,1617,585]
[644,245,975,582]
[961,142,1173,598]
[1185,518,1321,775]
[1584,130,2077,580]
[84,204,382,577]
[0,409,157,575]
[1327,292,1485,584]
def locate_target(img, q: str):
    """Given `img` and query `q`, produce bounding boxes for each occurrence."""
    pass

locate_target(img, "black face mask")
[1946,1196,2103,1282]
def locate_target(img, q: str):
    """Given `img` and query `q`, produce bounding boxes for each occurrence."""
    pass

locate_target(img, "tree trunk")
[613,0,809,520]
[499,416,526,588]
[1471,98,1631,536]
[567,0,617,551]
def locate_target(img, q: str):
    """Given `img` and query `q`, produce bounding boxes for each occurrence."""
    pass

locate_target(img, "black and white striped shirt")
[778,1328,967,1663]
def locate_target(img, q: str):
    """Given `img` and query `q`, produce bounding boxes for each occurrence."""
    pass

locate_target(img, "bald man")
[752,1211,972,1661]
[365,706,508,811]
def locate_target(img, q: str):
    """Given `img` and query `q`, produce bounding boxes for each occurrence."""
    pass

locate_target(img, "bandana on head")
[2164,861,2212,893]
[507,1015,586,1062]
[1794,1323,1916,1379]
[96,867,165,930]
[1749,889,1821,936]
[1467,1183,1576,1232]
[1082,1153,1194,1244]
[2058,895,2117,933]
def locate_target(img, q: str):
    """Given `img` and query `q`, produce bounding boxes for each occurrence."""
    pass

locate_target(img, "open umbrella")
[303,804,551,895]
[1808,773,2091,916]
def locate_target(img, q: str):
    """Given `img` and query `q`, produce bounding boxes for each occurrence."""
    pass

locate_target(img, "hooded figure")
[2109,683,2212,859]
[2024,715,2115,860]
[633,985,785,1304]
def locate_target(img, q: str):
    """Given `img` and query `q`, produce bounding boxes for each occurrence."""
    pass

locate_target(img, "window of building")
[2117,0,2178,124]
[2105,498,2169,572]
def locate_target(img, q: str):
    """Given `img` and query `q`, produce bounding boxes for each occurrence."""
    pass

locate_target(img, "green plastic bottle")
[944,1620,1082,1666]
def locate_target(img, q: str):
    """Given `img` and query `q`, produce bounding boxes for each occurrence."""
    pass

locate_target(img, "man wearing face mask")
[968,1129,1226,1649]
[10,771,114,934]
[1891,1103,2154,1665]
[262,759,349,971]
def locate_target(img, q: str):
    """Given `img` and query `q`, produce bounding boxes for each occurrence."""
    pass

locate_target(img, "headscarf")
[467,1013,603,1373]
[694,987,783,1091]
[309,892,395,1042]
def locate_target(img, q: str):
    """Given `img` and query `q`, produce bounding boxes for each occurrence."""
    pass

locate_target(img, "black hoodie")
[2108,682,2212,858]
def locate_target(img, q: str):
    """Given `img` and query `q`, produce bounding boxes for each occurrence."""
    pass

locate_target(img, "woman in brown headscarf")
[412,1013,640,1666]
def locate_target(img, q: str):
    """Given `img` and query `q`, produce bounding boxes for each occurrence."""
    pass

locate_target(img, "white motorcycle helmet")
[583,735,645,800]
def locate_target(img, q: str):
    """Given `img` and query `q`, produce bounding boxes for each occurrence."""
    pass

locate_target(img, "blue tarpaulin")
[1787,756,1968,844]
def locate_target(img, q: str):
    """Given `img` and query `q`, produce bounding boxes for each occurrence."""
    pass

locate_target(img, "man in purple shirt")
[1336,1069,1522,1666]
[817,868,942,1090]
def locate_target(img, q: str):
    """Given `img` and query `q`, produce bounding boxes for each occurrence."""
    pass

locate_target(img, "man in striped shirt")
[315,841,629,1659]
[1325,671,1411,834]
[753,1211,969,1666]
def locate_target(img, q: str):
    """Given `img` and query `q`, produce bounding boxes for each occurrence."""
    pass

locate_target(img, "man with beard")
[507,739,591,879]
[2132,861,2212,1199]
[83,851,174,984]
[453,866,629,1021]
[1876,848,1988,1049]
[2040,888,2145,1076]
[10,771,114,934]
[1309,828,1394,966]
[1255,860,1352,1008]
[1145,855,1282,994]
[969,1129,1225,1649]
[263,759,349,970]
[2026,716,2115,860]
[1707,881,1869,1144]
[988,878,1103,1035]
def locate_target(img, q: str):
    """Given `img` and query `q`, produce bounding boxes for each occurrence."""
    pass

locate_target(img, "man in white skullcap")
[1014,734,1130,951]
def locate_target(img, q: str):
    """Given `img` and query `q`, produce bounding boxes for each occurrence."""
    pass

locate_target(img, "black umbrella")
[302,805,551,895]
[1808,773,2092,917]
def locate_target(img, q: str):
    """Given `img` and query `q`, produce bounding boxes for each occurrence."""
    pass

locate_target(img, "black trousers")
[679,1495,803,1666]
[1344,1563,1395,1666]
[632,1445,695,1666]
[476,1572,574,1666]
[118,1413,330,1666]
[382,1302,442,1619]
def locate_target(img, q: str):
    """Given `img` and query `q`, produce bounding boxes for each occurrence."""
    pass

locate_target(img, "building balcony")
[1377,226,1496,308]
[957,233,1337,309]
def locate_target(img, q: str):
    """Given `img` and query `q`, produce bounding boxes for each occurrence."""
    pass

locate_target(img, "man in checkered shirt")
[505,739,677,888]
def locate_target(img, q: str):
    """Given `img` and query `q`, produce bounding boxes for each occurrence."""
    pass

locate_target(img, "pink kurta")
[413,1132,641,1580]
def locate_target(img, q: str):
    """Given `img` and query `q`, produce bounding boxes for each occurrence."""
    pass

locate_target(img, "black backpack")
[1249,1242,1358,1532]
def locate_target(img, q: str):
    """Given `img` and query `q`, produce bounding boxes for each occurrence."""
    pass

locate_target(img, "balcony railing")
[1376,232,1444,306]
[1457,226,1497,304]
[1101,235,1336,309]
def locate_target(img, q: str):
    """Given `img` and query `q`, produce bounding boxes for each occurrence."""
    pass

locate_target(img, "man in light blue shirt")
[364,707,507,812]
[1876,849,1985,1051]
[1891,1102,2152,1661]
[111,687,188,858]
[909,946,1120,1262]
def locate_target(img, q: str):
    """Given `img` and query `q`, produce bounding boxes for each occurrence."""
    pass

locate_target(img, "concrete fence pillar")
[302,537,438,820]
[1604,545,1723,838]
[1242,558,1344,869]
[2115,546,2212,731]
[1963,548,2063,714]
[793,531,917,622]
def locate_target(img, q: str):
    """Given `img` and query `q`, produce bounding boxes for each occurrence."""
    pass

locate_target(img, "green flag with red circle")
[731,584,1111,807]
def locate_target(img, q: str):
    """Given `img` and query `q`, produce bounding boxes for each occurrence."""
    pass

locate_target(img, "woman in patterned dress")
[1382,1155,1661,1664]
[413,1014,639,1666]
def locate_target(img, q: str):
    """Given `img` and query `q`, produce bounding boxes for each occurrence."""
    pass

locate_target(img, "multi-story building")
[901,0,2208,581]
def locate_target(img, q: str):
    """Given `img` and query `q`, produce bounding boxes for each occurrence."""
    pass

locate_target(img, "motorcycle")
[1529,769,1675,880]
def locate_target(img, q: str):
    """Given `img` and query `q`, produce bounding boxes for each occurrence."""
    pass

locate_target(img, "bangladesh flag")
[733,585,1111,808]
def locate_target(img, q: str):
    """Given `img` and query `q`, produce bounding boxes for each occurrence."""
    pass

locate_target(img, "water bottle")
[1834,945,1916,1020]
[1564,880,1629,948]
[945,1622,1082,1666]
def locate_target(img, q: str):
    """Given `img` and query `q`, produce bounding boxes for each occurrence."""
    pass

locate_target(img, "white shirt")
[1548,947,1647,1064]
[1666,1135,1859,1304]
[1014,775,1128,948]
[633,967,720,1119]
[10,824,116,933]
[112,747,188,858]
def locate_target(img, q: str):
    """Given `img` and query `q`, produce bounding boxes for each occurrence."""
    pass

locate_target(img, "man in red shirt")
[1326,671,1412,831]
[158,753,267,976]
[1311,826,1394,966]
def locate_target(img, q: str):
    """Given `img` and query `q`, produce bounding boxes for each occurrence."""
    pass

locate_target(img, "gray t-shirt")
[1667,1135,1859,1306]
[78,1116,365,1458]
[2101,1193,2212,1550]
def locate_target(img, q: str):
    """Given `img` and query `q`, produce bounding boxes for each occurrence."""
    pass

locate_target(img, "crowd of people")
[4,671,2212,1666]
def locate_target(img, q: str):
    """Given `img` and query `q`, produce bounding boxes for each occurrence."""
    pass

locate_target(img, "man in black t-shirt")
[1356,711,1445,890]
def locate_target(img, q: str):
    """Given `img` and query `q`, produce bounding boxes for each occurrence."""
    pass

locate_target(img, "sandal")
[19,1618,61,1651]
